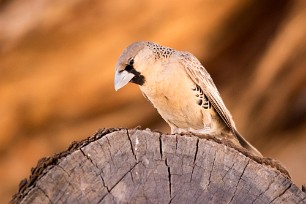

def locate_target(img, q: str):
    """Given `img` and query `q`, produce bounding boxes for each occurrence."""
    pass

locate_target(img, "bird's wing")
[175,51,262,157]
[177,51,236,132]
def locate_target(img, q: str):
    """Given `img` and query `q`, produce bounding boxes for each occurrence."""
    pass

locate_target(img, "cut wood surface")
[11,128,306,204]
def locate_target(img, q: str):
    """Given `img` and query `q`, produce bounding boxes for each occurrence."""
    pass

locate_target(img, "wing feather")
[177,51,237,133]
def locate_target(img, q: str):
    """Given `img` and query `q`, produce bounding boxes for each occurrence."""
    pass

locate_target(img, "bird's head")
[114,41,158,91]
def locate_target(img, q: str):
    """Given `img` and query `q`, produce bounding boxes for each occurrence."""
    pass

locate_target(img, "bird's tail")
[233,129,262,157]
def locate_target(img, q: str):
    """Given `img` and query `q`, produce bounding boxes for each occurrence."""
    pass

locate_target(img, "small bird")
[114,41,262,157]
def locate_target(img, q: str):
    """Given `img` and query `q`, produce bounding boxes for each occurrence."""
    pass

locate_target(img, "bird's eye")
[125,58,134,72]
[128,58,134,65]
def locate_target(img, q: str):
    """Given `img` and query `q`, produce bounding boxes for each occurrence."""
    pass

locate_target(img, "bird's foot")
[188,127,211,135]
[171,127,211,136]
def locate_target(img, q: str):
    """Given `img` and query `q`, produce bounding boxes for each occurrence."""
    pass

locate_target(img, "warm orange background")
[1,0,306,203]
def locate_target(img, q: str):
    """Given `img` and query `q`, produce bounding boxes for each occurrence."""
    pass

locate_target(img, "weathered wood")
[11,128,306,204]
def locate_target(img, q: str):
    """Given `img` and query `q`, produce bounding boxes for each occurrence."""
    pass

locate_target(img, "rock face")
[11,129,305,204]
[1,1,306,203]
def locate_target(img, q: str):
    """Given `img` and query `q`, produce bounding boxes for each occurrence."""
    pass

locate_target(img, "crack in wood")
[221,159,236,183]
[269,183,292,203]
[36,186,53,204]
[49,165,78,203]
[168,192,176,204]
[57,163,70,176]
[227,160,250,204]
[98,161,140,203]
[208,149,217,187]
[79,148,110,193]
[190,138,199,183]
[251,173,278,203]
[56,164,90,203]
[159,135,163,159]
[193,138,199,164]
[129,171,134,185]
[126,129,137,162]
[165,158,172,201]
[105,136,114,164]
[189,164,197,184]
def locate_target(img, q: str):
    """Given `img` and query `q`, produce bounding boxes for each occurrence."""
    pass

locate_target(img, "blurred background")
[1,0,306,202]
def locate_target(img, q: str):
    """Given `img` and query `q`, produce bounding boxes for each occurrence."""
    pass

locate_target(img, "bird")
[114,41,262,157]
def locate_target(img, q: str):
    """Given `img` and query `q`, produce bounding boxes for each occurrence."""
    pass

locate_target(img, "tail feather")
[233,129,262,157]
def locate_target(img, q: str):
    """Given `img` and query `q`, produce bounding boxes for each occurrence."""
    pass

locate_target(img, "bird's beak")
[114,70,135,91]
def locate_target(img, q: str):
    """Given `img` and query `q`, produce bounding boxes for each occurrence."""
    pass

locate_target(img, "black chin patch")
[130,74,145,86]
[125,64,145,86]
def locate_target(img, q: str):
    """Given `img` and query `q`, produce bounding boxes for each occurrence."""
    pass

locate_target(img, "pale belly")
[140,66,205,130]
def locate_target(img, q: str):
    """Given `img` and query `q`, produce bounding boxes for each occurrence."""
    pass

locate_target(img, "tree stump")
[11,128,306,204]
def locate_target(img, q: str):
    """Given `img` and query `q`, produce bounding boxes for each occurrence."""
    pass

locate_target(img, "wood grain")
[11,128,306,204]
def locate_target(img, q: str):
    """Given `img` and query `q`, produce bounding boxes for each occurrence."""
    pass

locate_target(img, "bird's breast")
[139,64,204,129]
